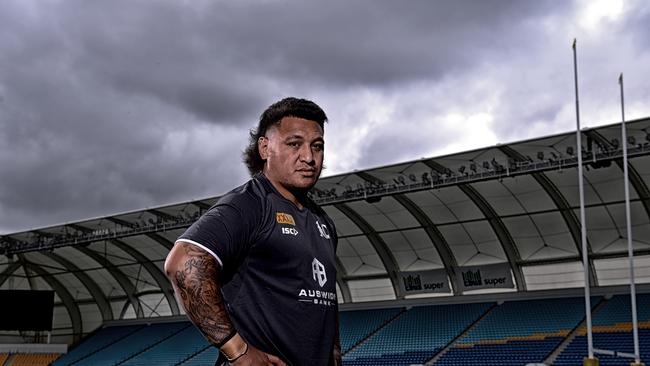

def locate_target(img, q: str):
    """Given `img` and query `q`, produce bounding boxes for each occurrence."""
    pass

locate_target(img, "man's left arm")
[332,307,342,366]
[327,217,341,366]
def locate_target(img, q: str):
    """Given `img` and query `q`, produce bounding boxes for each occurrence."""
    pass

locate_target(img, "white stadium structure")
[1,117,650,365]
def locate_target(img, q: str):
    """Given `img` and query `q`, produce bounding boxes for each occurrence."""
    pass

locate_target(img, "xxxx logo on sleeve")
[276,212,296,225]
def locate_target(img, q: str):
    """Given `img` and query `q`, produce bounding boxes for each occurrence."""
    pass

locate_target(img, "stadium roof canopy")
[2,117,650,342]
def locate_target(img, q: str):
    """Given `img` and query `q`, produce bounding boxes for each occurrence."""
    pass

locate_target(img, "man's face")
[259,116,324,191]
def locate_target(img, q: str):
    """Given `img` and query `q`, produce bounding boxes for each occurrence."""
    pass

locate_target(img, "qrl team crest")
[276,212,295,225]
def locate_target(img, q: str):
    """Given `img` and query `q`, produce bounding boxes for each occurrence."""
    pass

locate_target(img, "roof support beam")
[75,247,144,318]
[147,209,177,222]
[66,223,92,235]
[24,262,38,290]
[145,233,173,251]
[40,251,114,321]
[586,130,650,218]
[109,238,180,315]
[105,217,135,229]
[0,261,22,287]
[356,172,459,294]
[120,300,144,319]
[22,261,83,342]
[68,218,178,315]
[424,160,526,291]
[192,200,212,211]
[335,203,404,299]
[394,196,460,294]
[499,145,598,286]
[335,257,352,303]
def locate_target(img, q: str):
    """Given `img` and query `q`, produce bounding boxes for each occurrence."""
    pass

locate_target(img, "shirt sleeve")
[176,190,264,272]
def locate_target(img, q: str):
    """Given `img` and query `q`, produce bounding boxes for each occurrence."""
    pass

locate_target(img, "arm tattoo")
[171,243,234,345]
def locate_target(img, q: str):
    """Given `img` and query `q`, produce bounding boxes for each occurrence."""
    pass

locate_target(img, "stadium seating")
[343,302,493,366]
[592,293,650,327]
[554,294,650,366]
[437,338,565,366]
[179,346,220,366]
[554,330,650,366]
[434,297,598,366]
[57,322,189,365]
[46,293,650,366]
[339,307,404,353]
[121,324,209,365]
[52,323,145,366]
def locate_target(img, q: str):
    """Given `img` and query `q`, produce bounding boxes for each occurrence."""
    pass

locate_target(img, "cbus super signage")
[455,263,514,292]
[399,269,450,294]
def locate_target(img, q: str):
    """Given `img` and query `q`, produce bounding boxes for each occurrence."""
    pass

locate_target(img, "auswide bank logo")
[312,258,327,287]
[298,258,336,306]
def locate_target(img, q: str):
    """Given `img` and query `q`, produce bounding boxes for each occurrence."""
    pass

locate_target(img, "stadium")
[1,117,650,366]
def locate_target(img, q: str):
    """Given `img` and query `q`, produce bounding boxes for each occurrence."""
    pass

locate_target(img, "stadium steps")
[342,307,408,356]
[424,302,497,365]
[174,344,212,366]
[544,296,608,365]
[1,354,13,366]
[114,322,192,365]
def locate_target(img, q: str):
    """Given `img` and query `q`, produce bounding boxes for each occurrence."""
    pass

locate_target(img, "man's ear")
[258,136,269,160]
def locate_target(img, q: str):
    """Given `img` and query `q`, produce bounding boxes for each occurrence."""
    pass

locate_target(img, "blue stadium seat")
[72,322,189,365]
[343,302,493,366]
[434,297,598,366]
[340,307,404,353]
[554,294,650,366]
[49,293,650,366]
[52,324,145,366]
[122,324,209,365]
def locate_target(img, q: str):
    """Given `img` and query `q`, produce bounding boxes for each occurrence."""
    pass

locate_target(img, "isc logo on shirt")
[276,212,296,225]
[282,227,299,236]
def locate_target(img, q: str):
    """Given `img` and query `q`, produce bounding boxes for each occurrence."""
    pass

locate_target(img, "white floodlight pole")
[619,73,641,365]
[573,38,595,363]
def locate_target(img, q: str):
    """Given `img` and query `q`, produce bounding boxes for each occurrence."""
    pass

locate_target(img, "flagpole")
[619,73,642,365]
[573,38,595,364]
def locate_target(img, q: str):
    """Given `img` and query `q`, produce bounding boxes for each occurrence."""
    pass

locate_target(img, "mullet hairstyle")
[243,97,328,176]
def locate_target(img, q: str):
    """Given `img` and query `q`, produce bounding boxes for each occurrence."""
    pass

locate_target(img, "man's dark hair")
[243,97,328,176]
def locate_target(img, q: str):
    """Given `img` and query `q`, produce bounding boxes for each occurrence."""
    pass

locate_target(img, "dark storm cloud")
[196,0,571,86]
[0,0,256,232]
[625,4,650,60]
[10,0,268,125]
[0,0,587,233]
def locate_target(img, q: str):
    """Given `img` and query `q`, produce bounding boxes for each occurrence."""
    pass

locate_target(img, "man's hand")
[230,344,287,365]
[221,333,287,366]
[166,242,289,366]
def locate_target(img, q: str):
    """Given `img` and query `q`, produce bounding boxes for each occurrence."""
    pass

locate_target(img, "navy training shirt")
[177,173,338,366]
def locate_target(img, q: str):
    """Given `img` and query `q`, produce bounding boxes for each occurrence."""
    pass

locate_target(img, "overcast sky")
[1,0,649,234]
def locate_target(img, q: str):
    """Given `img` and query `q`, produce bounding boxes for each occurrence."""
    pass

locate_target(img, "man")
[165,97,341,366]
